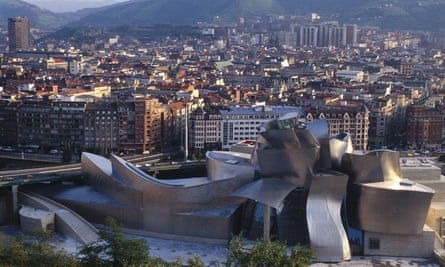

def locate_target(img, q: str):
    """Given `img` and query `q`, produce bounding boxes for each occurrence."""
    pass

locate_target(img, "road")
[0,152,171,185]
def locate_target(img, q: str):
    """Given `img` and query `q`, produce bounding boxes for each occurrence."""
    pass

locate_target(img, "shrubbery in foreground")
[0,218,315,267]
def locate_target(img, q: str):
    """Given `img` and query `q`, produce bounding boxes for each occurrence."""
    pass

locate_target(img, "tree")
[226,234,315,267]
[0,231,78,267]
[78,217,149,267]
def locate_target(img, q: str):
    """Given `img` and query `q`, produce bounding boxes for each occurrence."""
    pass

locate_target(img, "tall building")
[8,17,31,51]
[299,26,318,47]
[84,101,119,153]
[189,107,222,152]
[345,24,358,46]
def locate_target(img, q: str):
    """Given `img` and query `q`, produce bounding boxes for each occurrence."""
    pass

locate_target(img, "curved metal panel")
[347,181,434,234]
[329,133,353,170]
[307,172,351,262]
[206,151,255,181]
[255,128,320,189]
[229,178,298,210]
[341,150,435,235]
[341,150,401,184]
[81,152,255,240]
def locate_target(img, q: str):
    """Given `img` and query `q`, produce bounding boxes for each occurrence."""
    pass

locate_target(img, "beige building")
[367,95,408,149]
[306,102,370,151]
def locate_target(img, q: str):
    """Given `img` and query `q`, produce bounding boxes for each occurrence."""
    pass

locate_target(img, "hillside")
[2,0,445,31]
[66,0,445,31]
[0,0,70,30]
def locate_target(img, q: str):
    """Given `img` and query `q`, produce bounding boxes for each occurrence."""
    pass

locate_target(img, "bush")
[0,231,78,267]
[226,234,315,267]
[438,252,445,267]
[78,217,149,267]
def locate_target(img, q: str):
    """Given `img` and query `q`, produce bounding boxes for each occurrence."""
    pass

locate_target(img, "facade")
[0,100,18,148]
[220,105,303,150]
[305,103,370,151]
[189,108,222,151]
[345,24,357,46]
[8,17,31,52]
[168,102,186,149]
[280,23,357,48]
[1,95,182,155]
[17,99,85,152]
[133,96,171,153]
[84,101,119,153]
[299,25,319,47]
[407,105,444,151]
[367,96,408,149]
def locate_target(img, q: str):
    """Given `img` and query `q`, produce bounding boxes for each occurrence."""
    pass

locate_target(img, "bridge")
[0,152,171,185]
[141,160,206,172]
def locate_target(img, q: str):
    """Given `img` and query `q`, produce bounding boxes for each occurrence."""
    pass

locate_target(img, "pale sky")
[23,0,129,13]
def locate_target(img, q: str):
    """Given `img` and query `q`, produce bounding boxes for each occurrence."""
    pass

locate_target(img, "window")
[369,238,380,250]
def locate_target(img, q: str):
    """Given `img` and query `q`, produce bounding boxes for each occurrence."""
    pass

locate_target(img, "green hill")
[66,0,445,31]
[2,0,445,31]
[0,0,69,30]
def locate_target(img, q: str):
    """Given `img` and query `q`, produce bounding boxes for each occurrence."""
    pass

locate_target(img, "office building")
[8,17,31,51]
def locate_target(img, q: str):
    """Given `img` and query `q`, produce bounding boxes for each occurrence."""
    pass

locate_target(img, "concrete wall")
[426,202,445,235]
[401,166,441,181]
[363,226,435,258]
[19,206,55,233]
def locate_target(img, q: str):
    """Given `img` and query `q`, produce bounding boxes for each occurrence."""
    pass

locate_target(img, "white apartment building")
[189,108,221,151]
[220,105,303,150]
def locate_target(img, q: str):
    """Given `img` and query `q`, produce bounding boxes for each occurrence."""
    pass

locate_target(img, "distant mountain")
[3,0,445,32]
[67,0,445,31]
[0,0,70,30]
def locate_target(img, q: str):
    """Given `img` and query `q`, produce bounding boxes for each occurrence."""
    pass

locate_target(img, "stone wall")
[363,226,435,258]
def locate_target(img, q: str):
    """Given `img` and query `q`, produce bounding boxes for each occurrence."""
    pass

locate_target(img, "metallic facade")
[341,150,435,234]
[307,172,351,262]
[76,113,435,262]
[81,151,255,242]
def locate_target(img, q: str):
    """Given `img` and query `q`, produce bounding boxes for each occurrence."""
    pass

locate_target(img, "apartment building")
[189,107,221,151]
[367,95,408,149]
[84,101,119,153]
[305,102,370,151]
[17,98,85,152]
[0,99,18,148]
[407,105,444,151]
[220,105,303,150]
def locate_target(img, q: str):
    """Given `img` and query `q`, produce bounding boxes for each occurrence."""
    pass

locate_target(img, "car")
[0,176,14,181]
[25,175,33,179]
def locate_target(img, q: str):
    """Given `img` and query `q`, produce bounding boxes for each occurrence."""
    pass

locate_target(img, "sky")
[23,0,129,13]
